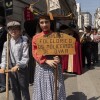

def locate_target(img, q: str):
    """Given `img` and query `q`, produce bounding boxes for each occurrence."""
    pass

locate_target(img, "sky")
[76,0,100,20]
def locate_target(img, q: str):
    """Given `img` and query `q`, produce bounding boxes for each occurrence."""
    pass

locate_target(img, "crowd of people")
[81,25,99,69]
[0,13,100,100]
[0,15,67,100]
[61,24,100,74]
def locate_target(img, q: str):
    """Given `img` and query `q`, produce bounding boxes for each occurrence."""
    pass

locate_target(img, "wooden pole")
[6,33,10,100]
[46,0,49,13]
[54,66,58,100]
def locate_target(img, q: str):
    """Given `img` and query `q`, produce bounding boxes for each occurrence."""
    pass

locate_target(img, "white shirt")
[81,32,93,41]
[0,36,29,69]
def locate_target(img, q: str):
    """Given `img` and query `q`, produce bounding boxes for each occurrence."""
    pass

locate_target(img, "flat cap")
[7,21,20,28]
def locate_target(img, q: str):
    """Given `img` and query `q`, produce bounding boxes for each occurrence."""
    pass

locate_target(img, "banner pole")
[6,33,10,100]
[54,66,58,100]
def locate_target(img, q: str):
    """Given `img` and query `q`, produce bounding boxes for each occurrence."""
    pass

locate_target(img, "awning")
[30,0,77,20]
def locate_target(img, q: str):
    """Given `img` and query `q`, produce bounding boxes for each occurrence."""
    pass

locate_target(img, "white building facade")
[76,3,84,31]
[94,7,100,33]
[82,12,92,27]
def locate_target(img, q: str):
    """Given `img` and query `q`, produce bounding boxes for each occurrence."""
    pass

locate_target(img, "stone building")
[0,0,77,30]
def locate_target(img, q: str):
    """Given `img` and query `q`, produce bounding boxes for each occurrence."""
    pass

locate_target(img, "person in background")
[81,25,93,69]
[0,16,7,93]
[91,28,99,65]
[32,14,66,100]
[79,30,84,38]
[59,24,82,75]
[24,19,38,85]
[0,21,30,100]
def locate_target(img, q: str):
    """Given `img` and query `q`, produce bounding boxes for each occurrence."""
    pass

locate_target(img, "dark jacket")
[0,27,7,52]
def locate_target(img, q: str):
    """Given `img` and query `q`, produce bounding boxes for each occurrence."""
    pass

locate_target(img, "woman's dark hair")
[0,16,6,26]
[39,14,50,20]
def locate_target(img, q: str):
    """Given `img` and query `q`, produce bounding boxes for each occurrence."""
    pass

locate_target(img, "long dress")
[32,31,66,100]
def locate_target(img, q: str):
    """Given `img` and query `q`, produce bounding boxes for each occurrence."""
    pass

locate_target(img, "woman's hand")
[45,56,60,68]
[45,60,58,68]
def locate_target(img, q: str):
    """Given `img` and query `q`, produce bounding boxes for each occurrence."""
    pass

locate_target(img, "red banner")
[24,7,34,21]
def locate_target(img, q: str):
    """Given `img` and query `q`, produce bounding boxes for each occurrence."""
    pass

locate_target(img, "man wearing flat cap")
[0,20,30,100]
[81,25,93,69]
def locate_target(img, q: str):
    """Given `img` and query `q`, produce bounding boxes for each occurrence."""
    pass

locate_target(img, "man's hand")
[29,4,33,12]
[11,65,19,72]
[0,68,5,73]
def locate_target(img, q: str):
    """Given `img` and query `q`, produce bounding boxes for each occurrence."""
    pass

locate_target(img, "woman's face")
[39,18,50,32]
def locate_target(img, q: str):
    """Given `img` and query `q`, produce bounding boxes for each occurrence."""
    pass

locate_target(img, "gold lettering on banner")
[36,32,76,55]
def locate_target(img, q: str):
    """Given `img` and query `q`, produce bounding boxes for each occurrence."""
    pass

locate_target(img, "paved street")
[0,64,100,100]
[65,65,100,100]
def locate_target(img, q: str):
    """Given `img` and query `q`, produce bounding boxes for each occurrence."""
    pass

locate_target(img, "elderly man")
[81,25,93,69]
[0,21,30,100]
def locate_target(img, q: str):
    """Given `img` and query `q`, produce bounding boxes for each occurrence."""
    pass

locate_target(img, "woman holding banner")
[32,15,66,100]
